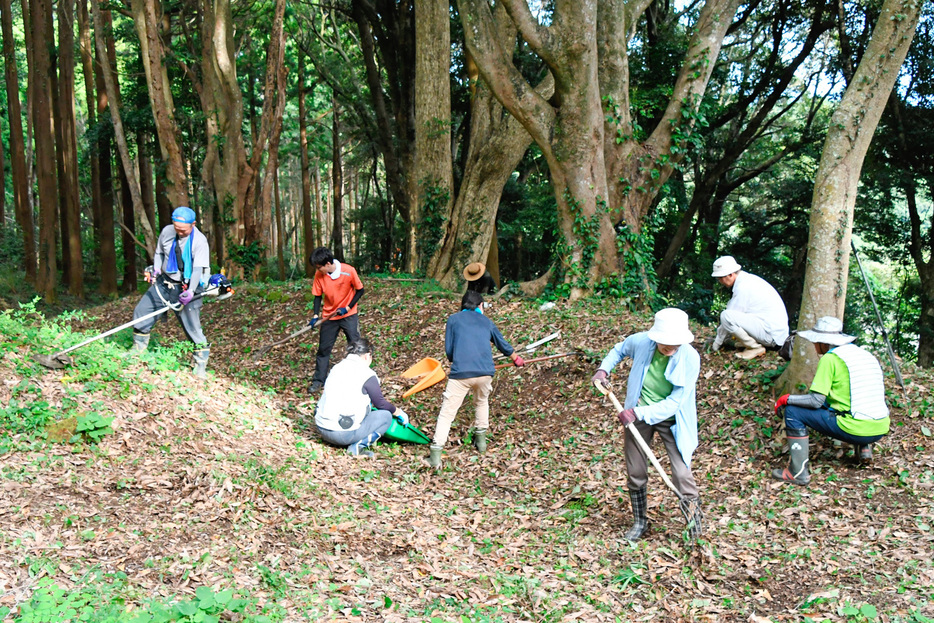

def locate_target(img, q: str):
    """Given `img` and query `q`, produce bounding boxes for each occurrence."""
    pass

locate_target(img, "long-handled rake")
[251,313,334,363]
[593,379,700,538]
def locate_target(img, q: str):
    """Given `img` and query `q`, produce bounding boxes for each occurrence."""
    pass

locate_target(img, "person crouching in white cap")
[710,255,789,360]
[772,316,890,485]
[591,308,703,542]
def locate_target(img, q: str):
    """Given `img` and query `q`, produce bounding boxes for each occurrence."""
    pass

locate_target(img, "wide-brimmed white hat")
[646,308,694,346]
[711,255,742,278]
[797,316,856,346]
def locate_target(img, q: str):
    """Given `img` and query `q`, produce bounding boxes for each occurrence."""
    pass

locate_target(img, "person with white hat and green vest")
[710,255,789,360]
[772,316,890,485]
[591,308,703,542]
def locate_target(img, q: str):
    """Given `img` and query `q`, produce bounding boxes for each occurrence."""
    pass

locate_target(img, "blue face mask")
[474,306,484,315]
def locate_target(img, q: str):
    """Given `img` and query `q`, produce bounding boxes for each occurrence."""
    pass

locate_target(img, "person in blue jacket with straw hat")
[127,206,212,378]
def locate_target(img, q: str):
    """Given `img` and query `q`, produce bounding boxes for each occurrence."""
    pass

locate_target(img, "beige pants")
[431,376,493,447]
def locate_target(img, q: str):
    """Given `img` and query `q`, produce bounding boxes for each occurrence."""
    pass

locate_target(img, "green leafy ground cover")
[1,280,933,621]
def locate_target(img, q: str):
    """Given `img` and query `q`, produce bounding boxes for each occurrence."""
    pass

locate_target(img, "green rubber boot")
[428,444,443,469]
[473,429,488,453]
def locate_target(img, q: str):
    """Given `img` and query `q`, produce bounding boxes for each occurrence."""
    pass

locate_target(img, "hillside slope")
[1,280,932,621]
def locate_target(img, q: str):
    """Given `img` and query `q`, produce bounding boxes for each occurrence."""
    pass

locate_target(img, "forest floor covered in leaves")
[2,278,934,622]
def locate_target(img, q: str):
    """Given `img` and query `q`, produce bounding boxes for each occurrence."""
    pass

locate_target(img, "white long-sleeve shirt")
[726,271,789,344]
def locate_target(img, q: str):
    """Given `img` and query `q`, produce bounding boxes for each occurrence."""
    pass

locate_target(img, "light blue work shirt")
[599,332,700,466]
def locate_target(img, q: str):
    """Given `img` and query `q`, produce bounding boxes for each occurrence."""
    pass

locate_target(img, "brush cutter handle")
[594,380,684,502]
[494,352,579,370]
[51,286,227,359]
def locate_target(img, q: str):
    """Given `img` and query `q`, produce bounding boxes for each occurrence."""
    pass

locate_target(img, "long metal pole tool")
[850,240,909,408]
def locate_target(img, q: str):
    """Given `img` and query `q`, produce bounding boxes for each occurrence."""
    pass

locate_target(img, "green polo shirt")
[638,349,673,407]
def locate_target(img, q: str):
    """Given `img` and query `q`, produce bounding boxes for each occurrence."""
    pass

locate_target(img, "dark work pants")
[313,314,361,384]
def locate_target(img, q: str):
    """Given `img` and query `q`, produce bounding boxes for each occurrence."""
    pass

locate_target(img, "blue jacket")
[445,309,515,379]
[599,332,700,466]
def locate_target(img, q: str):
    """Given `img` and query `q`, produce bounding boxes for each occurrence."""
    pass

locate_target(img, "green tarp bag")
[384,415,431,444]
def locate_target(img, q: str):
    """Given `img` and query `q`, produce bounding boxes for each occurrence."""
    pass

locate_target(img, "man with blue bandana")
[128,207,212,378]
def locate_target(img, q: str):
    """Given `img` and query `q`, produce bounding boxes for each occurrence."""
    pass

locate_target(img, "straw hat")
[646,308,694,346]
[797,316,855,346]
[463,262,486,282]
[711,255,742,278]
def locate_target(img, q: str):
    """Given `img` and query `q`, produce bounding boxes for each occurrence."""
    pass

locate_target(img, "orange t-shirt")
[312,262,363,319]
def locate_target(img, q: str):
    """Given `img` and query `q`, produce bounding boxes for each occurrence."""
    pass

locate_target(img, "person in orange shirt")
[308,247,365,393]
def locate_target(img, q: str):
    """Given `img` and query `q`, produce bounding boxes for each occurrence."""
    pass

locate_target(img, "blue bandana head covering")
[172,206,196,224]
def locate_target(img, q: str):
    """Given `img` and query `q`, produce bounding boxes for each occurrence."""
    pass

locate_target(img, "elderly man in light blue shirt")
[592,308,702,542]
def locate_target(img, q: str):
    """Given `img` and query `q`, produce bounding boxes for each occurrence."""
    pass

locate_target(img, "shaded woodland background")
[0,0,932,373]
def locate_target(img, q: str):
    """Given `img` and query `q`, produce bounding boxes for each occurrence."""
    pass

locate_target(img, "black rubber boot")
[772,428,810,485]
[680,497,703,540]
[624,487,649,542]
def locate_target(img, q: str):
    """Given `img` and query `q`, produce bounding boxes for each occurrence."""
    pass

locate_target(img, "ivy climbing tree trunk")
[779,0,922,393]
[426,33,554,290]
[458,0,740,299]
[413,0,453,272]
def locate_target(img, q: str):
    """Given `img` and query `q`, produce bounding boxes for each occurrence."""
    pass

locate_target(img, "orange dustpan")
[401,357,446,398]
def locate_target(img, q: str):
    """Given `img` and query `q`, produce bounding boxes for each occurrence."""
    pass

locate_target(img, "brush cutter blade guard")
[35,354,72,369]
[401,357,446,398]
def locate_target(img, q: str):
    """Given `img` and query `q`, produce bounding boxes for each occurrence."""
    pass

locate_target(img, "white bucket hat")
[711,255,742,278]
[646,308,694,346]
[797,316,856,346]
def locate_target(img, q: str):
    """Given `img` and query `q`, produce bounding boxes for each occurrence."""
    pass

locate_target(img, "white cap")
[646,308,694,346]
[797,316,856,346]
[711,255,742,278]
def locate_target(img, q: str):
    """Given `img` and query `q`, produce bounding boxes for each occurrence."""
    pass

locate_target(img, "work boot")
[772,428,810,485]
[192,346,210,380]
[308,380,324,394]
[126,331,150,356]
[473,429,488,453]
[735,346,766,360]
[732,327,765,359]
[857,444,873,463]
[623,487,649,542]
[680,497,703,541]
[347,432,380,458]
[428,444,443,469]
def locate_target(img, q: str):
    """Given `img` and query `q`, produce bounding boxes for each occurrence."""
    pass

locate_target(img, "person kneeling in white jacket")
[315,338,407,458]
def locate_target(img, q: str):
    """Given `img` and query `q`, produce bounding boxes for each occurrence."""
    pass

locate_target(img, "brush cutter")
[251,313,335,363]
[36,275,234,370]
[493,352,580,370]
[592,379,700,536]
